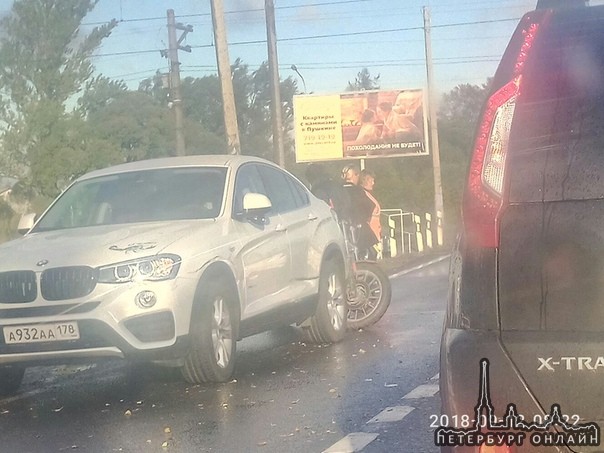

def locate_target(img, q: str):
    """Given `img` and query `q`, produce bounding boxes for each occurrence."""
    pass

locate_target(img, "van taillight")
[463,78,519,248]
[463,13,546,248]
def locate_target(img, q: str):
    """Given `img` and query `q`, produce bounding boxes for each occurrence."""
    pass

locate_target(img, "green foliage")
[78,76,128,117]
[168,59,299,161]
[0,0,118,196]
[346,68,380,92]
[86,91,173,162]
[28,115,120,196]
[181,75,224,136]
[0,0,116,109]
[437,80,490,235]
[439,80,491,129]
[87,81,226,158]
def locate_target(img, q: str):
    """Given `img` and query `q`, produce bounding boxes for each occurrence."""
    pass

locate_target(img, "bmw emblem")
[36,259,49,267]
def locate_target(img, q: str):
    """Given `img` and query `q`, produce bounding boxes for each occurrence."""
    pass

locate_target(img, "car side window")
[289,177,310,208]
[232,164,268,217]
[257,165,300,214]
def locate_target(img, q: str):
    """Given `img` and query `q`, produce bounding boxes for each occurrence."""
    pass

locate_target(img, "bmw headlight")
[98,254,181,283]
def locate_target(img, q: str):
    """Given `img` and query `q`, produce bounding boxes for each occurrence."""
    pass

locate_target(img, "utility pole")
[166,9,191,157]
[265,0,285,167]
[210,0,241,155]
[423,6,444,245]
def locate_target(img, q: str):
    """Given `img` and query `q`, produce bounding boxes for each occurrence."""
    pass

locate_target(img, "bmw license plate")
[3,322,80,344]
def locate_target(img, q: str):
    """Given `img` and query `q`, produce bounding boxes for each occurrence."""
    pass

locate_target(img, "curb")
[388,254,451,278]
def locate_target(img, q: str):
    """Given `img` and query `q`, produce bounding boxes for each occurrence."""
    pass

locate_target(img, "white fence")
[380,209,443,257]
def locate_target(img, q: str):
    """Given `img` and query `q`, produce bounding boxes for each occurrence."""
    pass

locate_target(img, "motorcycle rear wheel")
[347,261,391,329]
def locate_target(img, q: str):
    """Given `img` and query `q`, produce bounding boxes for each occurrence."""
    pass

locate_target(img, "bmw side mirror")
[17,213,36,235]
[242,193,272,222]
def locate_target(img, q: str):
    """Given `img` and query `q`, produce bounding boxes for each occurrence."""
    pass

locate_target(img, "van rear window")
[507,8,604,202]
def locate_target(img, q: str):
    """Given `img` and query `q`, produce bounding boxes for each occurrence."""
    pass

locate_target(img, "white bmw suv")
[0,155,349,394]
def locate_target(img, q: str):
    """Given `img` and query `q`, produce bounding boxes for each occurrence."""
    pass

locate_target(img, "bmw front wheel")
[304,258,348,344]
[181,281,238,384]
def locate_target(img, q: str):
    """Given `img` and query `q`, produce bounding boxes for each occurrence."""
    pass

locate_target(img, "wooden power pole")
[166,9,187,157]
[265,0,285,167]
[210,0,241,155]
[423,6,444,245]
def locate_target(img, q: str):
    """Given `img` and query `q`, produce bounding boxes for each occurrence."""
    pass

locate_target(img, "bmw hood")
[0,221,219,271]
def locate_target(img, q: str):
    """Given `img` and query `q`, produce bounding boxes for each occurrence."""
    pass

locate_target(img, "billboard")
[294,89,428,162]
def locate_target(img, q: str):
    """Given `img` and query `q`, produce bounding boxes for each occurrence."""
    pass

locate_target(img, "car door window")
[232,164,268,217]
[289,176,310,208]
[257,165,299,214]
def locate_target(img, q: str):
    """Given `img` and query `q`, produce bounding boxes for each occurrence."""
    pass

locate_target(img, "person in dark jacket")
[306,163,351,222]
[341,164,379,259]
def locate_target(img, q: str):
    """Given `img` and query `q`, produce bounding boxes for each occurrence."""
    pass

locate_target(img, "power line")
[91,16,521,59]
[82,0,371,26]
[177,56,501,75]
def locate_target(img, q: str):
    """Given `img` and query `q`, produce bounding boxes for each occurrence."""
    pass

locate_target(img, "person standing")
[360,169,382,260]
[342,164,378,259]
[305,163,351,222]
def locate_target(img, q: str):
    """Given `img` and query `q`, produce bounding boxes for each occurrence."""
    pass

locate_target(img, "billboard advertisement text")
[294,89,427,162]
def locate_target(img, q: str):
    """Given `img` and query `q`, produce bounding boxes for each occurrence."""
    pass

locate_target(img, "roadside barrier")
[380,209,444,258]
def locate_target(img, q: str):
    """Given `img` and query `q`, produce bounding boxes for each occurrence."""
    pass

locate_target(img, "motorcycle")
[340,221,392,330]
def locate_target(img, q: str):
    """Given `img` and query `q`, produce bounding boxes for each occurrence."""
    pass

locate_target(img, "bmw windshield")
[32,167,227,232]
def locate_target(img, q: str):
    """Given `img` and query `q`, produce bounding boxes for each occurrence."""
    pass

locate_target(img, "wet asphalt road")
[0,257,449,453]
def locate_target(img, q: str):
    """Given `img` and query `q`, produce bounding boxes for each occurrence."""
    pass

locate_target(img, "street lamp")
[291,64,307,93]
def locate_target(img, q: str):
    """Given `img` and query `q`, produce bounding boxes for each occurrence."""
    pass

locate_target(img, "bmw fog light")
[135,290,157,308]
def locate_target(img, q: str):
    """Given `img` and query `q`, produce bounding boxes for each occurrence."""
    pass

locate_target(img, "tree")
[149,59,299,161]
[85,91,173,162]
[346,68,380,92]
[437,80,491,232]
[439,80,490,132]
[0,0,117,194]
[78,76,128,117]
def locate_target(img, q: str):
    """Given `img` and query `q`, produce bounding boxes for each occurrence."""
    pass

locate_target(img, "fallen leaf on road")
[164,427,171,434]
[124,410,132,416]
[53,407,64,412]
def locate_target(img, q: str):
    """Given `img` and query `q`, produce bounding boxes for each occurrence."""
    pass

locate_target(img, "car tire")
[0,365,25,396]
[181,280,238,384]
[304,258,348,343]
[347,261,392,330]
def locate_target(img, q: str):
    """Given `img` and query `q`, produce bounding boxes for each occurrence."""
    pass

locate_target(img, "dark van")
[440,3,604,452]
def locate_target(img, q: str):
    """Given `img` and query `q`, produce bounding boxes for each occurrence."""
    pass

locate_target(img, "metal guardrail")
[380,209,443,258]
